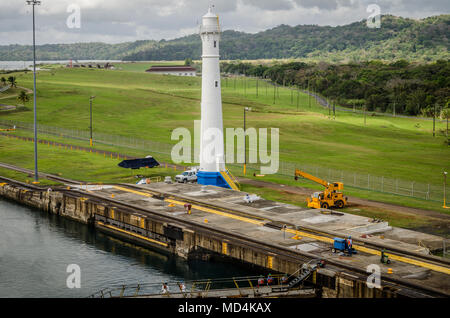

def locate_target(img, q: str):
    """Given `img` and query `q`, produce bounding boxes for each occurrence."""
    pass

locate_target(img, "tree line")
[221,60,450,117]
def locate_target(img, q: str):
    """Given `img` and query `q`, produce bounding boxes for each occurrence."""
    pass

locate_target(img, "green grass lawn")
[0,67,448,194]
[0,133,444,231]
[0,167,60,186]
[0,135,178,184]
[3,128,448,213]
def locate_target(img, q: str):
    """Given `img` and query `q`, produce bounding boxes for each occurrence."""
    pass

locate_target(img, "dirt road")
[0,86,33,100]
[238,178,450,222]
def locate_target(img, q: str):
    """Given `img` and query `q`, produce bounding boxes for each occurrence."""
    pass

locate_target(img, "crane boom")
[295,169,329,188]
[294,169,347,209]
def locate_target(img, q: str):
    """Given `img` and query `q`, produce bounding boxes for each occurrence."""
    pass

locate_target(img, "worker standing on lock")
[257,276,265,287]
[179,281,186,293]
[347,236,353,256]
[267,274,273,285]
[161,282,169,294]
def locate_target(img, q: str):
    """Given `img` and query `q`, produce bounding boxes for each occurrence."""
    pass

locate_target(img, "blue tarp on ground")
[118,157,160,170]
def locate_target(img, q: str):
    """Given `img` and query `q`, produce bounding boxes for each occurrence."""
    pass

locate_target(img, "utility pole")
[243,107,251,175]
[256,79,258,97]
[364,105,367,125]
[244,107,246,175]
[273,84,276,104]
[27,0,41,183]
[308,82,311,109]
[447,111,449,138]
[333,100,336,120]
[296,87,299,112]
[444,172,449,209]
[433,103,436,137]
[89,96,96,147]
[329,101,331,119]
[393,101,396,117]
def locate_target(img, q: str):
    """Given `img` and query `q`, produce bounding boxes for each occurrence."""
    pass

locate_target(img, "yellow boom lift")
[294,169,348,209]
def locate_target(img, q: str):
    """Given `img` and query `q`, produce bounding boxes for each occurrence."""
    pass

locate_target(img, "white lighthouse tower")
[197,5,236,189]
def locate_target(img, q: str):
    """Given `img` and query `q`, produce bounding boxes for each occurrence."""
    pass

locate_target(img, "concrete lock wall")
[0,182,397,298]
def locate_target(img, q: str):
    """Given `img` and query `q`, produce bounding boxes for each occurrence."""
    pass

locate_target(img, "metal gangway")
[88,274,316,298]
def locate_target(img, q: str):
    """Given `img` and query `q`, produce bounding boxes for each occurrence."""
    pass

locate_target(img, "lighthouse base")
[197,171,231,189]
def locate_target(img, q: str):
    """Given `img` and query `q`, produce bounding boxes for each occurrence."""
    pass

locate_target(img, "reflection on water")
[0,199,256,298]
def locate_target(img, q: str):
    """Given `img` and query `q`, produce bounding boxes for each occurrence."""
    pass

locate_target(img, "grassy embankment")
[0,136,177,184]
[0,66,448,220]
[0,134,443,230]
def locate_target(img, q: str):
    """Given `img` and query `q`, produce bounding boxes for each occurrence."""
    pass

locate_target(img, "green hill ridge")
[0,14,448,62]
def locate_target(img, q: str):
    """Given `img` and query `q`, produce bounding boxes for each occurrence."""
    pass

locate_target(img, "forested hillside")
[126,15,449,62]
[0,40,158,61]
[221,59,450,116]
[1,15,448,62]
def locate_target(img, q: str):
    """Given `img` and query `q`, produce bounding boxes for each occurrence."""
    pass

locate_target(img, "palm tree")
[17,90,29,104]
[7,76,17,88]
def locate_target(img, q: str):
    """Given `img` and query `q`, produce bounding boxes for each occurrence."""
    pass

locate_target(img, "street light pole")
[27,0,41,183]
[444,172,449,209]
[433,103,436,137]
[243,107,251,175]
[89,96,96,147]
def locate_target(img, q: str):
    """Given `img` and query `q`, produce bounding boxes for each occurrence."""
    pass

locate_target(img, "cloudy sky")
[1,0,448,45]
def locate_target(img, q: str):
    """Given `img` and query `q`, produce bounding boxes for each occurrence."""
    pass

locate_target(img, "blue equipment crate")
[333,238,347,250]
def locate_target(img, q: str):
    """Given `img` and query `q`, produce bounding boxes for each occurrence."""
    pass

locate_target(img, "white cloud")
[0,0,448,45]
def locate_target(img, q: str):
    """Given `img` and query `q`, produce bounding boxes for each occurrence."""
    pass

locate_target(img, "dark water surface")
[0,199,255,298]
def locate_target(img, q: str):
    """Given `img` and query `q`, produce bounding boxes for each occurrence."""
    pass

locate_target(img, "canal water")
[0,199,256,298]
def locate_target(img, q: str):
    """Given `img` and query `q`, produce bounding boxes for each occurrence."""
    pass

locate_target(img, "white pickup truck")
[175,170,198,183]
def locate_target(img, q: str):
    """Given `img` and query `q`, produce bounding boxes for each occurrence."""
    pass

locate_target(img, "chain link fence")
[0,119,173,157]
[244,161,446,203]
[0,119,447,203]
